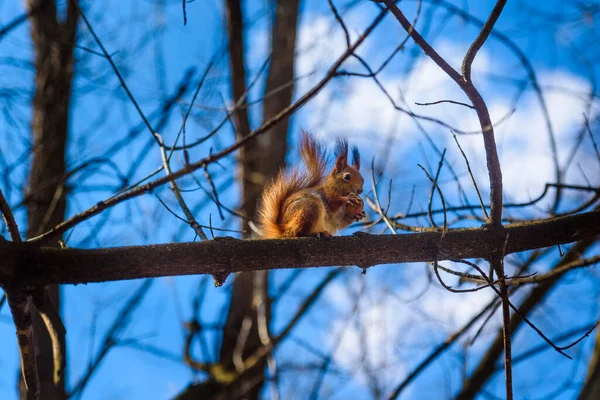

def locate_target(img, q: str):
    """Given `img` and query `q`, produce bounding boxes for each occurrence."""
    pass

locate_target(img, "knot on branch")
[212,271,230,287]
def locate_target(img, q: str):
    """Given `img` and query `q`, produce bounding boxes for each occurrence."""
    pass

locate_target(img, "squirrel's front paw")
[314,231,333,239]
[352,210,366,221]
[345,194,362,207]
[345,194,365,221]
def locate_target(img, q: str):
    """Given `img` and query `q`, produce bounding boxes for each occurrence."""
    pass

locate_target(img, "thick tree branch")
[1,210,598,286]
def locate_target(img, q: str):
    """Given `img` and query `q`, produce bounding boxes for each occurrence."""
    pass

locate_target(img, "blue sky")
[0,0,599,398]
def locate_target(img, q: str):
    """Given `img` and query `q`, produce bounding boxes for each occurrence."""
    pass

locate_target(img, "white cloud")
[324,280,410,392]
[296,12,599,204]
[455,70,598,205]
[298,39,487,154]
[324,267,496,392]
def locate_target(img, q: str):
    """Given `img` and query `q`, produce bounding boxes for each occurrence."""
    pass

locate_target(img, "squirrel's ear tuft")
[334,138,348,172]
[351,146,360,171]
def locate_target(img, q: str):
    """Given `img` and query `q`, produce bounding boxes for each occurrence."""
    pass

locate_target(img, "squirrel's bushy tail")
[257,131,326,238]
[258,170,304,238]
[299,130,328,184]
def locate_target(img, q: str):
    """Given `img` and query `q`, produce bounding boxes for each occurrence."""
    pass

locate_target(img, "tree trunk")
[579,330,600,400]
[175,1,300,399]
[222,0,300,398]
[22,1,78,398]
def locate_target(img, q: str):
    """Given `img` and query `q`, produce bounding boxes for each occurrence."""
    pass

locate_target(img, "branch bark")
[1,210,598,286]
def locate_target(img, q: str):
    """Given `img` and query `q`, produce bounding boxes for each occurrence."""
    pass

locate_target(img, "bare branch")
[510,254,600,285]
[432,0,562,213]
[415,99,475,109]
[461,0,507,83]
[158,140,208,241]
[452,132,489,219]
[0,0,45,40]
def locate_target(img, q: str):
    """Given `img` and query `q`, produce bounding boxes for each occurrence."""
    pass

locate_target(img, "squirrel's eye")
[343,173,351,181]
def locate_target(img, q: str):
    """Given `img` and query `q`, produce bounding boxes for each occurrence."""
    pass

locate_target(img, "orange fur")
[299,130,328,181]
[258,171,312,238]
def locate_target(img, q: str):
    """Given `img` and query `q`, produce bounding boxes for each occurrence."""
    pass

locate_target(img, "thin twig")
[0,0,45,40]
[461,0,508,82]
[415,99,475,109]
[584,113,600,161]
[203,163,225,220]
[452,259,576,359]
[309,285,363,400]
[509,323,600,367]
[417,164,447,230]
[69,280,153,398]
[452,131,489,219]
[387,183,599,221]
[327,0,350,48]
[77,6,160,144]
[427,149,446,228]
[509,254,600,285]
[388,296,499,399]
[432,260,497,293]
[0,188,20,241]
[370,159,397,234]
[433,0,561,216]
[166,60,215,161]
[158,137,209,241]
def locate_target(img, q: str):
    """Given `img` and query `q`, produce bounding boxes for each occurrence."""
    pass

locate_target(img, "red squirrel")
[257,131,366,238]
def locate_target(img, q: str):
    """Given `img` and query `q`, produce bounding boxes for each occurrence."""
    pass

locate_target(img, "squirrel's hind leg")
[281,195,327,237]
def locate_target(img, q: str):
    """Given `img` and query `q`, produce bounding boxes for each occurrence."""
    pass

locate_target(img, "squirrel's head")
[330,138,364,196]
